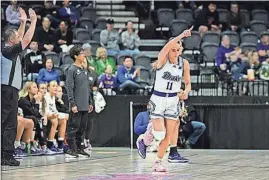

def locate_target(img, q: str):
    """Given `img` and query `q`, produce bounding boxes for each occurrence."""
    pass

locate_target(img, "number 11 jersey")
[154,56,183,93]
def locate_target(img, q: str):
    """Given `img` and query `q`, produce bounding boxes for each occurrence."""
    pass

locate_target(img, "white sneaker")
[152,161,167,172]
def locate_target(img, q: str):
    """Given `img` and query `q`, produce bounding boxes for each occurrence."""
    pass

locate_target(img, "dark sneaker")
[14,147,27,159]
[168,152,189,163]
[49,145,61,154]
[136,138,147,159]
[30,146,43,156]
[65,150,79,158]
[77,149,90,157]
[1,156,20,166]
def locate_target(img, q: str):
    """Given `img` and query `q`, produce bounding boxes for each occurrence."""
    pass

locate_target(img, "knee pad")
[152,130,166,142]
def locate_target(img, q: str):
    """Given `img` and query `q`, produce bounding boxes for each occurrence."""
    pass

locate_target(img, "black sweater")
[18,96,42,119]
[24,50,45,75]
[195,8,220,29]
[55,29,73,46]
[55,98,69,113]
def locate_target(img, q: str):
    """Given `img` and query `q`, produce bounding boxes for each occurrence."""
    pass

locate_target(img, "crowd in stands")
[1,0,269,96]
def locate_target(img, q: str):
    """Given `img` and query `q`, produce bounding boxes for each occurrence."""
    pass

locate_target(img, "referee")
[65,46,93,158]
[1,8,37,166]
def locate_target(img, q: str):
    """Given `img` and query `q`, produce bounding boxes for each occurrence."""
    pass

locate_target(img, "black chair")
[170,19,189,37]
[95,18,107,30]
[221,31,240,47]
[157,8,175,27]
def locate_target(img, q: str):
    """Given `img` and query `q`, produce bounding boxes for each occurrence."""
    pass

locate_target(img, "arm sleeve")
[66,68,76,107]
[134,113,148,135]
[134,34,141,48]
[5,6,20,24]
[100,30,108,47]
[18,99,41,118]
[37,69,45,84]
[117,67,127,84]
[216,48,223,67]
[67,31,73,45]
[2,43,23,61]
[121,31,128,47]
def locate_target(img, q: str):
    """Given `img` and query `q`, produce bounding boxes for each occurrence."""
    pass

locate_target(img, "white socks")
[14,141,21,149]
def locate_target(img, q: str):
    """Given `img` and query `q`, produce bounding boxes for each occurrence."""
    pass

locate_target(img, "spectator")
[134,108,150,136]
[117,56,143,93]
[259,58,269,80]
[257,33,269,63]
[82,43,97,71]
[55,21,73,52]
[55,85,69,115]
[100,19,121,56]
[37,58,61,85]
[14,109,34,158]
[18,81,48,155]
[229,54,247,80]
[99,65,117,96]
[121,21,141,56]
[180,103,206,149]
[216,35,238,80]
[227,2,244,32]
[195,2,221,36]
[5,0,20,27]
[58,0,78,26]
[24,40,46,81]
[95,47,117,77]
[177,0,196,9]
[37,0,61,29]
[243,51,261,80]
[35,17,61,53]
[45,81,68,153]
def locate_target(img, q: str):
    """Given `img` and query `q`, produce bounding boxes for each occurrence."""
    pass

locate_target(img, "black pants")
[85,111,96,140]
[1,85,19,158]
[66,111,88,151]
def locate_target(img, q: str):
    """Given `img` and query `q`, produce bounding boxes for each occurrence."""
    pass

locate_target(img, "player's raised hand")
[181,26,193,38]
[19,8,27,23]
[28,8,37,22]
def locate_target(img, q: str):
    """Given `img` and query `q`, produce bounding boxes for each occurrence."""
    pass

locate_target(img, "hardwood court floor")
[1,148,269,180]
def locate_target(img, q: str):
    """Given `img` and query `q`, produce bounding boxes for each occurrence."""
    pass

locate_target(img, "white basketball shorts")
[149,94,180,121]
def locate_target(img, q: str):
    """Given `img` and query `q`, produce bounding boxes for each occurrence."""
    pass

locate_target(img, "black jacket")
[18,96,42,122]
[24,50,45,75]
[55,98,69,113]
[195,8,220,29]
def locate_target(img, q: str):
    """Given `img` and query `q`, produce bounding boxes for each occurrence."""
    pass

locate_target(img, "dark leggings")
[85,111,96,140]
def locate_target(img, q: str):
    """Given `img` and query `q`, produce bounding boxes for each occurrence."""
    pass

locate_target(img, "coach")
[1,8,37,166]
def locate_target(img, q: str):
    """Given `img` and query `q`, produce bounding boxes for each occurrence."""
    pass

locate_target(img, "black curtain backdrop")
[91,95,269,149]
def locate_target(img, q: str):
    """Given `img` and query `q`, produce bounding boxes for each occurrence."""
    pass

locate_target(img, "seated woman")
[14,108,34,158]
[37,58,63,85]
[95,47,117,77]
[18,81,49,156]
[243,51,261,80]
[45,81,68,153]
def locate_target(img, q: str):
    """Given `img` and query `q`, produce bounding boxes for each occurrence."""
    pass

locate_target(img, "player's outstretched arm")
[156,26,193,69]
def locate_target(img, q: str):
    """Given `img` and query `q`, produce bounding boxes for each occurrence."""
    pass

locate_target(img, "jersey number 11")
[166,82,173,90]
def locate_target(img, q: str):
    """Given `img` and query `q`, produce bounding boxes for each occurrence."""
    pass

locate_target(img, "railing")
[190,79,269,96]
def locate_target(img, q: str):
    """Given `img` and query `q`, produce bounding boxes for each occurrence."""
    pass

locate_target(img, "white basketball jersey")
[154,57,183,93]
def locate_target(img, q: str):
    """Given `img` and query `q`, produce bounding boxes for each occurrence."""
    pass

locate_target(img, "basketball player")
[136,26,193,172]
